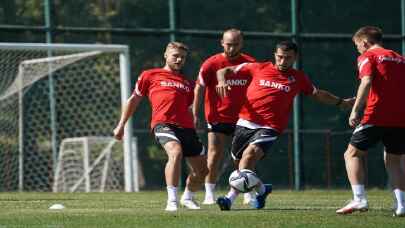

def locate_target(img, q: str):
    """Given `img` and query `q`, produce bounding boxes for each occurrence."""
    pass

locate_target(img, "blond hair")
[165,41,189,53]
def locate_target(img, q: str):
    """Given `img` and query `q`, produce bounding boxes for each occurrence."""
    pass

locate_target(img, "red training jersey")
[235,62,316,133]
[134,68,195,129]
[198,53,256,124]
[357,47,405,127]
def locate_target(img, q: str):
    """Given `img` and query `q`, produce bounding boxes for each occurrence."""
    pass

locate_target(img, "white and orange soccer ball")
[228,169,260,193]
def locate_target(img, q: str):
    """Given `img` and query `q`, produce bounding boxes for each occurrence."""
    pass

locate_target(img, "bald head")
[221,29,243,59]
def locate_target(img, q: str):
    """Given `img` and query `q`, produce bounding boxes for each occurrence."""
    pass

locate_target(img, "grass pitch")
[0,190,404,228]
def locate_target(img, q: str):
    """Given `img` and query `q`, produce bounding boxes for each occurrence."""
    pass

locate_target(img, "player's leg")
[203,131,227,204]
[382,128,405,217]
[385,152,405,216]
[337,125,380,214]
[178,128,208,209]
[217,127,277,210]
[153,124,184,211]
[216,126,252,210]
[162,141,183,211]
[181,154,208,209]
[239,129,277,209]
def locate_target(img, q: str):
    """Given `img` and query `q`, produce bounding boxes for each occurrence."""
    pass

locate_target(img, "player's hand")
[113,124,125,140]
[349,111,361,128]
[215,82,231,98]
[340,97,356,110]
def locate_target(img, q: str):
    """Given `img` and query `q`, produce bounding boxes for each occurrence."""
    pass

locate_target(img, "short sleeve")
[197,61,214,86]
[357,55,374,79]
[133,71,149,96]
[300,73,317,96]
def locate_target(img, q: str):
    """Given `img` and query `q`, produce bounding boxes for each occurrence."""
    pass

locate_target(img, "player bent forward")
[336,26,405,217]
[113,42,208,212]
[215,40,354,210]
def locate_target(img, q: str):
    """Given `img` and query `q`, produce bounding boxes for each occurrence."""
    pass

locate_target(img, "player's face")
[164,48,187,71]
[353,38,367,54]
[221,33,243,59]
[274,48,297,72]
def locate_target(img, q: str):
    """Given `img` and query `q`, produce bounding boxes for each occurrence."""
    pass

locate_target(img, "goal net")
[0,43,137,192]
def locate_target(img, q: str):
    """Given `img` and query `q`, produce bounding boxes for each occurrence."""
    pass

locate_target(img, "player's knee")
[207,155,220,169]
[193,165,208,180]
[250,145,265,159]
[344,145,364,160]
[166,149,183,163]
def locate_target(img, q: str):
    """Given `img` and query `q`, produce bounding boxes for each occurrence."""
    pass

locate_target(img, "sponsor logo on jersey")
[160,81,191,92]
[259,79,290,92]
[226,79,248,86]
[377,56,405,64]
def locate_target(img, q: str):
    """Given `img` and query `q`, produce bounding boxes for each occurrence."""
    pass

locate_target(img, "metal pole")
[18,66,24,191]
[120,50,135,192]
[44,0,58,183]
[402,0,405,54]
[291,0,302,190]
[168,0,176,42]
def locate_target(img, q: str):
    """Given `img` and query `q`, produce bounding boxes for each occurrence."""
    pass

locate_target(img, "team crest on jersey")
[287,75,296,83]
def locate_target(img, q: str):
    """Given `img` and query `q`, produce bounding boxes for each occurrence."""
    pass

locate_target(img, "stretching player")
[113,42,208,212]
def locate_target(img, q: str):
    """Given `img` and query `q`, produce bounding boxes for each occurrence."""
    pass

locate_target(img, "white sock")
[244,192,253,200]
[352,185,366,201]
[182,187,195,200]
[393,188,405,209]
[205,183,216,198]
[167,186,177,202]
[226,188,240,203]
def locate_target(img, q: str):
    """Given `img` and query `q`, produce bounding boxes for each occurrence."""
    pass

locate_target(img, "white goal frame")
[0,42,138,192]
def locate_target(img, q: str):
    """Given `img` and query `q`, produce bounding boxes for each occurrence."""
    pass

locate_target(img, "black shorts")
[230,126,279,160]
[153,123,206,157]
[350,124,405,154]
[207,122,236,136]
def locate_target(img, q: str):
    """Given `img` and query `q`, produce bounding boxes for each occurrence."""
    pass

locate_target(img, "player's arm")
[348,75,372,128]
[192,83,204,128]
[113,94,143,140]
[310,89,355,110]
[216,66,237,97]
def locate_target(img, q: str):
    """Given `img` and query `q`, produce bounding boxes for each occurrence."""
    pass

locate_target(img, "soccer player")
[113,42,208,212]
[215,40,354,210]
[193,28,256,205]
[336,26,405,217]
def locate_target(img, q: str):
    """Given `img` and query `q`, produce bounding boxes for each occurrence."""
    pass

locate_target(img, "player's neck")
[368,44,383,51]
[163,65,181,74]
[223,53,241,61]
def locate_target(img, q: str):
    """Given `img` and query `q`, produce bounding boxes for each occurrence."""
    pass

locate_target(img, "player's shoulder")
[253,61,273,69]
[240,53,256,62]
[286,67,308,80]
[360,48,391,59]
[203,53,224,64]
[140,68,166,78]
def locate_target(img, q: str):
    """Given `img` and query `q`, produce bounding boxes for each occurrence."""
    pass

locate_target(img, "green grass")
[0,190,404,228]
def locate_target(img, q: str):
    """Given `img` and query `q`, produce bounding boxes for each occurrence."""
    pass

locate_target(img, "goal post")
[0,42,138,192]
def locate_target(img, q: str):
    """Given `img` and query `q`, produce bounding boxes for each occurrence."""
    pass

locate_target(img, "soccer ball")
[228,169,260,193]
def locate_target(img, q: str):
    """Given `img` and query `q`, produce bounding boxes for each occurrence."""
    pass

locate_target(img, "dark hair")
[353,26,383,44]
[276,40,298,53]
